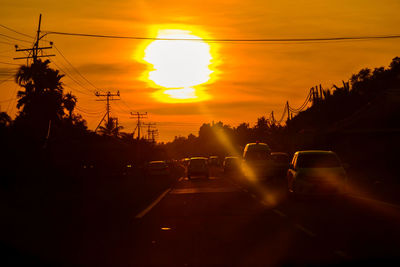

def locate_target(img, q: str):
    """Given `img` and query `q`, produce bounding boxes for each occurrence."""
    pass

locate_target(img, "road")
[77,173,400,266]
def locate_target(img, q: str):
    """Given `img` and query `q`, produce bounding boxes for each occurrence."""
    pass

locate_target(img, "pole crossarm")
[95,90,120,129]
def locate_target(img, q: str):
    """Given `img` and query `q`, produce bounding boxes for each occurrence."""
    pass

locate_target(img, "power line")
[0,97,15,103]
[0,40,15,46]
[0,75,14,85]
[0,33,33,44]
[43,31,400,43]
[288,90,312,113]
[53,44,101,91]
[0,24,34,39]
[0,61,21,66]
[46,57,93,96]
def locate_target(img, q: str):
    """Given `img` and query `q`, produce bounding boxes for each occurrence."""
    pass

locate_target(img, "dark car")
[187,157,209,179]
[287,151,348,198]
[223,156,241,175]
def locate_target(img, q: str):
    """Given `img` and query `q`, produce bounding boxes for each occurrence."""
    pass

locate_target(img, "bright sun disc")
[142,29,214,102]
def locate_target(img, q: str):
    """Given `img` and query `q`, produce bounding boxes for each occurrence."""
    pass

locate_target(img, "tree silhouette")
[63,92,77,119]
[0,112,11,128]
[98,118,123,137]
[15,59,65,127]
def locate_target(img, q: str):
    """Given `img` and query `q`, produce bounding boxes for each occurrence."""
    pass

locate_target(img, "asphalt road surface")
[74,173,400,266]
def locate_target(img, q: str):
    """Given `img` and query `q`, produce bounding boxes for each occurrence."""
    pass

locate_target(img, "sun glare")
[141,28,215,103]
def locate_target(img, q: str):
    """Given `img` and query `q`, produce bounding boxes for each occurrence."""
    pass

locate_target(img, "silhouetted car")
[287,151,348,197]
[223,156,241,174]
[147,161,170,177]
[208,156,220,166]
[271,152,290,178]
[182,158,191,167]
[242,142,274,182]
[187,157,209,179]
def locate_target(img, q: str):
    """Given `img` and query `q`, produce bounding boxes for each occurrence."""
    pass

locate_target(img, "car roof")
[244,143,270,150]
[190,157,208,160]
[149,160,166,164]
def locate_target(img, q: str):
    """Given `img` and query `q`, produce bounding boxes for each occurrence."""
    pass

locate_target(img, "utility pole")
[14,14,55,64]
[94,91,120,132]
[286,101,290,121]
[271,111,276,125]
[142,122,156,141]
[130,112,147,140]
[149,129,159,143]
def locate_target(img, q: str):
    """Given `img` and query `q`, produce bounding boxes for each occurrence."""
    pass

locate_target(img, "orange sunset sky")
[1,0,400,142]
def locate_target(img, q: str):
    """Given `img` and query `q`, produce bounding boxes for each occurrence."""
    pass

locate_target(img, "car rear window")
[245,150,270,161]
[297,153,341,168]
[149,162,167,168]
[190,159,207,166]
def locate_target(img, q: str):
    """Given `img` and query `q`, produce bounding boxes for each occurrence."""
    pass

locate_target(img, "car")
[223,156,241,174]
[187,157,209,179]
[241,142,274,182]
[287,150,348,197]
[208,156,220,166]
[271,152,291,178]
[146,161,170,177]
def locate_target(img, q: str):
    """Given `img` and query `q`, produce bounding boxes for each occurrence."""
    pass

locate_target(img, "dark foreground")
[2,170,400,266]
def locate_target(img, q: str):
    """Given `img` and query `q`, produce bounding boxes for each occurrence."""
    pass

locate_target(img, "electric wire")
[0,74,14,85]
[0,40,15,46]
[0,33,33,44]
[46,57,94,96]
[0,97,15,103]
[0,24,34,39]
[276,104,288,124]
[53,44,101,92]
[43,31,400,43]
[288,90,312,113]
[6,84,19,114]
[0,61,20,66]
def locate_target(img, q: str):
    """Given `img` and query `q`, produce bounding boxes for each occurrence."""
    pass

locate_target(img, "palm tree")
[98,117,123,137]
[63,92,77,119]
[15,59,65,123]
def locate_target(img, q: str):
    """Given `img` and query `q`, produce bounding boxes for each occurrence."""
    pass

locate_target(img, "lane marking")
[272,209,288,218]
[294,224,316,237]
[135,188,171,219]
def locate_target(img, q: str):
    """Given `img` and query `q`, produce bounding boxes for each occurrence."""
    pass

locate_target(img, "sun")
[141,28,215,103]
